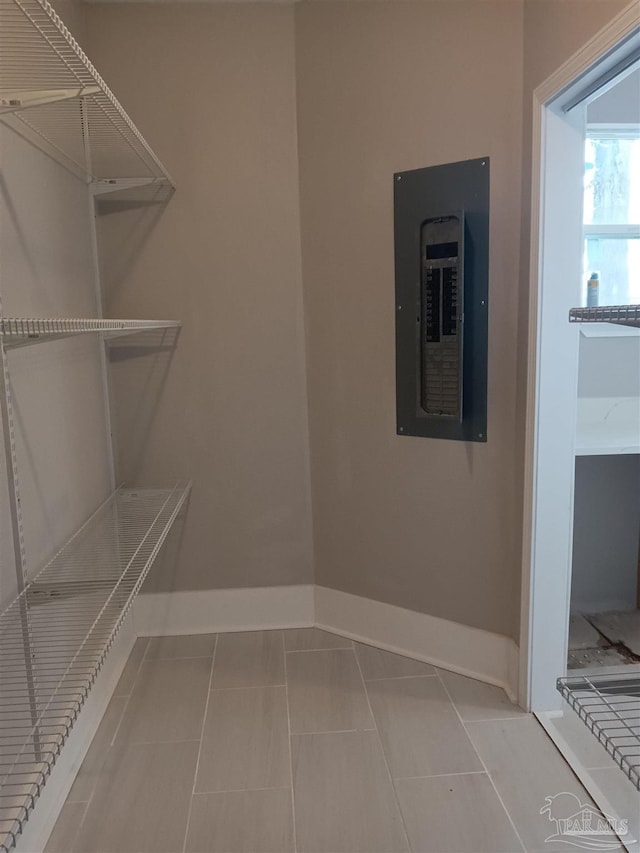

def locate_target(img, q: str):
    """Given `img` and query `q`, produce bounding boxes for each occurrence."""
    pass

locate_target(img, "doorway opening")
[521,3,640,845]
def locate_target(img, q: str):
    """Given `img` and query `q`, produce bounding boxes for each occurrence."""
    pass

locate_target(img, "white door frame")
[520,2,640,712]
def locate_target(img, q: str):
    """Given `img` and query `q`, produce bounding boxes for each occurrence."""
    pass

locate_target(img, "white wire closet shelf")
[0,483,191,853]
[0,317,180,348]
[0,0,174,202]
[569,305,640,328]
[557,673,640,792]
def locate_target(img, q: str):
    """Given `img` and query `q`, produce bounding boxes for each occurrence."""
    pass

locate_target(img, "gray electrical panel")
[394,158,489,442]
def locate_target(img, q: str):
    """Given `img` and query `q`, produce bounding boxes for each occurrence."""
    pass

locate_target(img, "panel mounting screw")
[397,304,402,310]
[396,175,402,181]
[481,161,486,166]
[478,433,484,438]
[481,300,486,306]
[399,427,404,432]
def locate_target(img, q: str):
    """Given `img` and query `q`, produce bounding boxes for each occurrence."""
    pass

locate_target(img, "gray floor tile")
[438,670,525,721]
[292,731,409,852]
[112,638,149,697]
[284,628,352,651]
[466,717,615,853]
[145,633,216,660]
[67,696,127,803]
[45,802,86,853]
[366,676,483,778]
[117,657,211,743]
[286,649,375,733]
[396,773,524,852]
[355,643,436,680]
[185,788,294,852]
[212,631,285,688]
[590,768,640,851]
[73,740,199,853]
[196,686,289,792]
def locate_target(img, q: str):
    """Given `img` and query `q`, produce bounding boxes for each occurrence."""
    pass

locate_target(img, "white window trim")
[584,223,640,237]
[587,121,640,138]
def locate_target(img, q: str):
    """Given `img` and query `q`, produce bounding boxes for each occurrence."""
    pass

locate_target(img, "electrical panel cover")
[394,158,489,442]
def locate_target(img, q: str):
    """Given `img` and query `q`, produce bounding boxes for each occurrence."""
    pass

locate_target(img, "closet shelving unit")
[0,0,189,850]
[569,304,640,328]
[0,0,174,202]
[0,318,181,348]
[0,485,191,853]
[557,301,640,793]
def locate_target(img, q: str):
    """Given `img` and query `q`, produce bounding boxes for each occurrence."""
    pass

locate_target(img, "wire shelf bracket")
[557,673,640,792]
[92,177,172,196]
[0,86,101,114]
[0,483,192,853]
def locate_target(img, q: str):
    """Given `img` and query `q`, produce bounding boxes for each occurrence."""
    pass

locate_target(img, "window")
[582,126,640,306]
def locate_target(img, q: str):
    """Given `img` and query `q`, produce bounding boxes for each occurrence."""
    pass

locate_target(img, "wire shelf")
[557,673,640,792]
[0,0,174,200]
[0,483,191,853]
[569,305,640,328]
[0,317,180,348]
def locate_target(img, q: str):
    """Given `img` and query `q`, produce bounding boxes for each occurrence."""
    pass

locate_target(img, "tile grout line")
[282,631,298,853]
[459,715,530,723]
[109,637,151,747]
[362,674,439,682]
[285,645,354,653]
[353,645,413,853]
[180,633,218,853]
[141,654,214,661]
[394,770,489,781]
[108,737,202,746]
[140,635,153,662]
[193,785,292,796]
[48,799,87,853]
[209,683,286,692]
[434,669,528,853]
[290,727,364,736]
[66,638,151,852]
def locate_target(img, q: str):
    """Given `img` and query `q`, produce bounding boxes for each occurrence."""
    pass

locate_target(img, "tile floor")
[45,629,625,853]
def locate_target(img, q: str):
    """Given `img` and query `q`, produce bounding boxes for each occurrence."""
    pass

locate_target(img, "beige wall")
[80,0,631,638]
[295,0,524,639]
[85,4,314,593]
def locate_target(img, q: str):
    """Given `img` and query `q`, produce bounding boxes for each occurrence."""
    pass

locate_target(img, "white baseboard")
[132,584,315,637]
[314,585,520,702]
[15,617,137,853]
[133,583,519,702]
[506,638,521,703]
